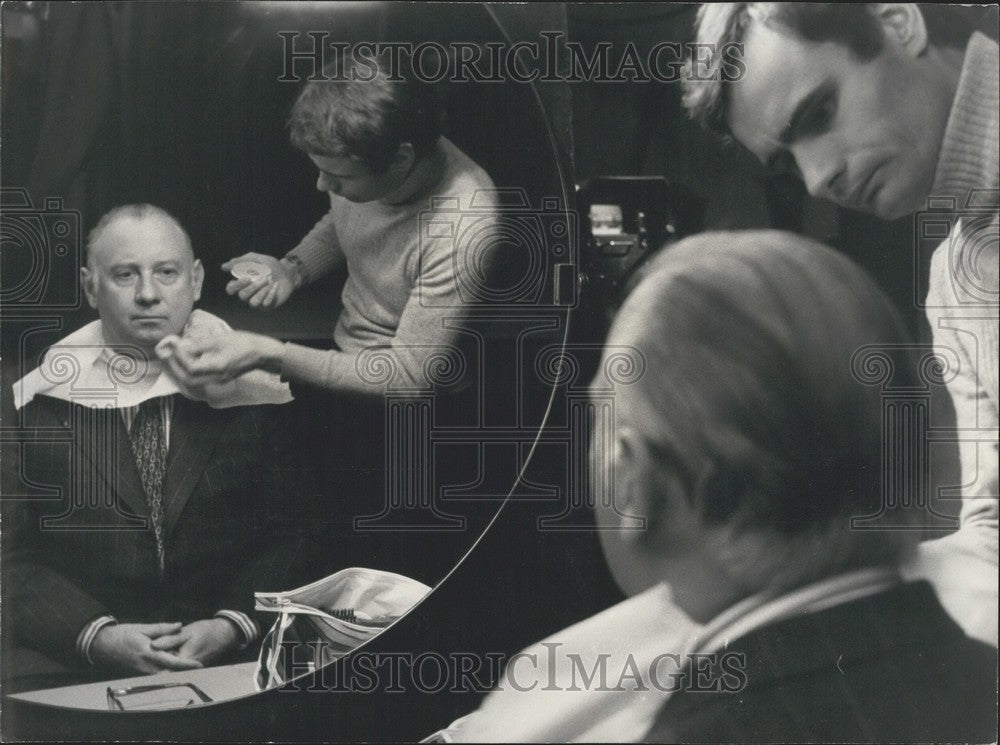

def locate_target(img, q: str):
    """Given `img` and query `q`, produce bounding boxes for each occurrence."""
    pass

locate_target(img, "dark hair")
[288,51,444,173]
[683,3,980,138]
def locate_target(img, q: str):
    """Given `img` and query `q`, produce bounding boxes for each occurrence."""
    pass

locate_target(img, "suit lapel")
[62,398,149,520]
[161,395,230,537]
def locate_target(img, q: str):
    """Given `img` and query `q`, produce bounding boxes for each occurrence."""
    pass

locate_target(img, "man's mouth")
[852,162,885,210]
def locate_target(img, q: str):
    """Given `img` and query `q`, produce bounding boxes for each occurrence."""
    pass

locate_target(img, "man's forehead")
[309,151,371,175]
[726,20,832,160]
[90,216,193,264]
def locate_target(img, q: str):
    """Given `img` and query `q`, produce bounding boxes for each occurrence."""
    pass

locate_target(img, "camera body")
[575,176,704,337]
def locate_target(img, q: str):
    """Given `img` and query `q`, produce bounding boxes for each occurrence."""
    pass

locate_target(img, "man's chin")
[862,188,924,222]
[115,333,169,357]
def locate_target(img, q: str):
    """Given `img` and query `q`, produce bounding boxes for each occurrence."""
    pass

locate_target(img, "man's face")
[727,19,952,220]
[308,152,405,204]
[81,216,203,351]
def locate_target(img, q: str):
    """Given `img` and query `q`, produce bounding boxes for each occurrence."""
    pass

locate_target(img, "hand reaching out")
[222,253,300,309]
[157,329,285,387]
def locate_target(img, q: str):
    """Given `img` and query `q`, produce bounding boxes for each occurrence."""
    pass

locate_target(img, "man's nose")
[317,172,338,194]
[135,275,162,304]
[794,142,848,204]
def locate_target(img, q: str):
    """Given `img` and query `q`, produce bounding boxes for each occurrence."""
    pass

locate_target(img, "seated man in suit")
[442,231,997,742]
[2,204,312,686]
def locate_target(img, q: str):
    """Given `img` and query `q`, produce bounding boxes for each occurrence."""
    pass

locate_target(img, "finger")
[248,280,273,308]
[146,650,204,671]
[221,252,264,270]
[169,343,219,375]
[163,355,194,384]
[175,639,203,659]
[137,622,184,636]
[171,337,216,360]
[259,283,279,309]
[164,348,198,377]
[166,360,228,387]
[149,633,187,650]
[238,278,270,303]
[186,352,229,377]
[226,278,252,296]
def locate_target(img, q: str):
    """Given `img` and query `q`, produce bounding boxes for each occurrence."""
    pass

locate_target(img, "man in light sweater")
[683,3,997,646]
[163,52,498,394]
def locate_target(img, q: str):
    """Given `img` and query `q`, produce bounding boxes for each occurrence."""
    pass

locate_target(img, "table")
[7,662,259,711]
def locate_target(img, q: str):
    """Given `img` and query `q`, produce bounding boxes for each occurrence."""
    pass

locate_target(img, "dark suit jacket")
[2,394,318,668]
[643,581,998,743]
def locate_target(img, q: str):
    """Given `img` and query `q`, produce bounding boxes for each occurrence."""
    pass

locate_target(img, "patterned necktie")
[129,397,168,575]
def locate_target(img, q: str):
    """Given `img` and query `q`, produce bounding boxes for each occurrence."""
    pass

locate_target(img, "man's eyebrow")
[779,81,832,146]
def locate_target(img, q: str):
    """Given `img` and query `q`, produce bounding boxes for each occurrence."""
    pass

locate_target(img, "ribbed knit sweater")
[278,138,496,392]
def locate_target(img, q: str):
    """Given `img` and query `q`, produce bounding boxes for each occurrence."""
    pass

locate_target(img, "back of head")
[605,230,921,590]
[288,51,444,172]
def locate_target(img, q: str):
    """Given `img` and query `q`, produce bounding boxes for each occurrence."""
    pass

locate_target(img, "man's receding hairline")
[87,212,194,267]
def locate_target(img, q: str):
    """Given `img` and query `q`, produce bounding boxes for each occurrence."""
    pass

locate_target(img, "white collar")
[12,309,292,410]
[689,565,902,656]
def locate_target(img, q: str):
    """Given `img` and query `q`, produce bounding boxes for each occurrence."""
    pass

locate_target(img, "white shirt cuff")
[214,610,259,650]
[77,615,118,665]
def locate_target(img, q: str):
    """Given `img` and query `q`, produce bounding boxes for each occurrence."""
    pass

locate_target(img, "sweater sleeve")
[280,214,499,394]
[285,206,346,283]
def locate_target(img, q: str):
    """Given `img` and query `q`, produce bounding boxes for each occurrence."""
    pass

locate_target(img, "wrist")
[280,255,307,289]
[214,610,258,650]
[213,617,241,645]
[259,336,287,374]
[78,615,118,665]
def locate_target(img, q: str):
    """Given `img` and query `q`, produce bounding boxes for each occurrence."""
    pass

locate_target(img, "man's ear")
[191,259,204,302]
[873,4,929,56]
[391,143,416,174]
[596,426,693,596]
[80,266,98,309]
[604,427,660,540]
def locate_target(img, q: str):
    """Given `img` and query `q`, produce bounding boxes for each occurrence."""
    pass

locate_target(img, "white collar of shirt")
[688,565,902,657]
[12,309,293,410]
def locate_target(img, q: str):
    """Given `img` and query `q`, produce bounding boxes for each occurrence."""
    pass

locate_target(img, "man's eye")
[157,268,179,279]
[113,271,134,282]
[802,91,836,135]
